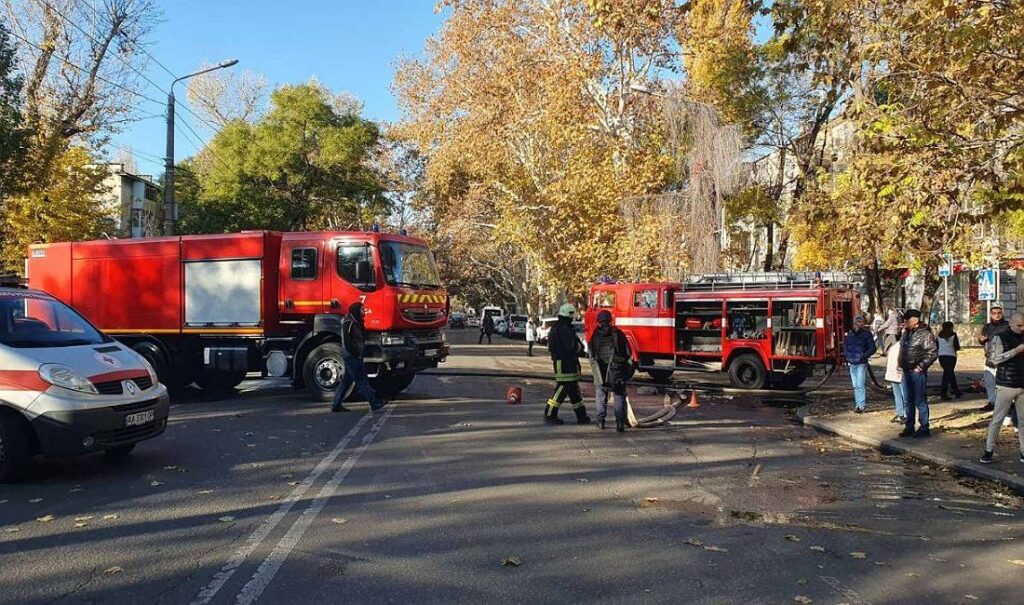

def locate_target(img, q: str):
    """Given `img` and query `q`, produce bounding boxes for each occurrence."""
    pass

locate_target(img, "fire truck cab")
[584,274,859,389]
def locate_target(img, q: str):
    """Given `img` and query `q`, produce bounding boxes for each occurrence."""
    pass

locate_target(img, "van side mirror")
[355,260,371,283]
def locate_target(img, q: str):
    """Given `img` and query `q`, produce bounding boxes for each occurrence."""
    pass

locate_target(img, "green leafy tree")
[179,82,389,233]
[0,22,30,202]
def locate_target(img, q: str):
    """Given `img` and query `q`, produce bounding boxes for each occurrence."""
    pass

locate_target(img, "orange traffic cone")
[686,390,701,408]
[506,386,522,405]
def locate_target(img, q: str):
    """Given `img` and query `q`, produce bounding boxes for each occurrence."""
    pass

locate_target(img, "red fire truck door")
[280,239,326,315]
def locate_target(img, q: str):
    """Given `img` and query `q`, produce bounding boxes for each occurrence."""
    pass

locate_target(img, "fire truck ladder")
[681,271,860,291]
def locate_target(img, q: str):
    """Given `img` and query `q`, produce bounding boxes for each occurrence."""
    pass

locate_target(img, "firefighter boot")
[574,405,592,425]
[615,415,625,432]
[544,401,564,425]
[596,415,606,430]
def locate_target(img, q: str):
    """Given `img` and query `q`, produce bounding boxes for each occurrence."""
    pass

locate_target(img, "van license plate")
[124,410,154,427]
[424,349,438,358]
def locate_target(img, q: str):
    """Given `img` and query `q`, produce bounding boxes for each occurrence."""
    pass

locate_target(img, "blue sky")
[108,0,444,174]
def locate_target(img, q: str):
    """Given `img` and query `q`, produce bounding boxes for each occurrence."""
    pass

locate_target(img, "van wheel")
[0,412,31,484]
[370,373,415,399]
[104,444,135,460]
[196,370,248,393]
[728,353,768,389]
[303,343,354,402]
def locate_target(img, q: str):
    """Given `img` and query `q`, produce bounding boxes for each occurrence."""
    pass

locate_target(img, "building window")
[290,248,318,280]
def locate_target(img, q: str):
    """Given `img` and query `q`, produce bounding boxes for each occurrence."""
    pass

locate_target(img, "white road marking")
[190,413,373,605]
[234,405,394,605]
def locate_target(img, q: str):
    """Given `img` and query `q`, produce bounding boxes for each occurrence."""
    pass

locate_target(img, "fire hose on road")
[418,362,840,428]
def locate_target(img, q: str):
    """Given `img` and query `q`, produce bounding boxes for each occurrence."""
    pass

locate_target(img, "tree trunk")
[763,221,774,272]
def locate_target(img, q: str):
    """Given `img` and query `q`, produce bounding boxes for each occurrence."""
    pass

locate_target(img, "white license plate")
[124,409,155,427]
[424,349,438,358]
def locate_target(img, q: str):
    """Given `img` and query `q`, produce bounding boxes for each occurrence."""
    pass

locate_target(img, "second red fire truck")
[583,274,859,389]
[26,230,450,400]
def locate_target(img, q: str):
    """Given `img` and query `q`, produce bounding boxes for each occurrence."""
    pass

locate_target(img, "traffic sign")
[938,254,952,277]
[978,269,997,301]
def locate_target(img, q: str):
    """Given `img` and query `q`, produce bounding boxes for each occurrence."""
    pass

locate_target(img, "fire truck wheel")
[132,342,171,389]
[196,370,248,393]
[646,369,675,383]
[774,368,809,390]
[370,373,415,398]
[727,353,768,389]
[303,342,354,402]
[0,411,31,484]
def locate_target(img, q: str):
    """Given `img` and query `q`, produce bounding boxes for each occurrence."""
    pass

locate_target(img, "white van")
[481,305,504,328]
[0,285,170,482]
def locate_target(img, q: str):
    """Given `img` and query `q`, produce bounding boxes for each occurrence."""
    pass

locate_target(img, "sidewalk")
[799,393,1024,495]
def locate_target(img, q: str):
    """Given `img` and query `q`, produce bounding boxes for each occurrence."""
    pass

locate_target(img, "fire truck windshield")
[380,241,441,289]
[0,294,109,348]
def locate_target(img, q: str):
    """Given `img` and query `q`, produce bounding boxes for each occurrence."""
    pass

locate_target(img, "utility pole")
[163,59,239,236]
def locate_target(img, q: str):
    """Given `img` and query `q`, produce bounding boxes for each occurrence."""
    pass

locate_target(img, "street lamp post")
[163,59,239,236]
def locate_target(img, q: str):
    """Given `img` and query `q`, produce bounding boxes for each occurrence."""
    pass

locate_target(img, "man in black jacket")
[588,310,632,431]
[980,311,1024,464]
[479,314,495,344]
[332,302,384,413]
[544,303,591,425]
[898,309,938,438]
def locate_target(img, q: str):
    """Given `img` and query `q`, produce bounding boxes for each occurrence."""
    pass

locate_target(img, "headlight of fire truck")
[38,364,99,395]
[380,333,407,346]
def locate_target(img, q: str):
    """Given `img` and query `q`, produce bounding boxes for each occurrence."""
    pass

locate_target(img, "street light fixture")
[163,59,239,236]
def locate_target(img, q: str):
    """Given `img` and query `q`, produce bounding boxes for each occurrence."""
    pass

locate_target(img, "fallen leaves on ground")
[36,515,54,523]
[794,596,813,604]
[809,546,825,552]
[1008,559,1024,566]
[963,596,978,601]
[785,535,801,542]
[74,522,87,528]
[74,516,93,522]
[218,516,235,523]
[330,518,347,524]
[149,481,164,487]
[102,514,118,520]
[684,538,728,553]
[4,527,20,533]
[103,566,122,575]
[197,490,214,495]
[28,498,42,503]
[501,557,523,566]
[849,552,867,559]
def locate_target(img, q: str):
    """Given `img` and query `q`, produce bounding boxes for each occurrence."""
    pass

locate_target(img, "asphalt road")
[1,329,1021,604]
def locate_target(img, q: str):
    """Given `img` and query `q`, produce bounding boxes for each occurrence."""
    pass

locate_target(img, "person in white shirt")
[885,334,906,424]
[936,321,962,400]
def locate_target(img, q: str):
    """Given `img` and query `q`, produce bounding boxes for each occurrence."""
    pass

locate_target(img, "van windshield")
[0,292,108,348]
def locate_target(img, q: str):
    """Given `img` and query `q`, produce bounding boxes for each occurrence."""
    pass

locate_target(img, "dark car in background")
[449,312,467,329]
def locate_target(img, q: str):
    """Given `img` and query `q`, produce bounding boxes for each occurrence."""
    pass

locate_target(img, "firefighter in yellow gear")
[544,303,591,425]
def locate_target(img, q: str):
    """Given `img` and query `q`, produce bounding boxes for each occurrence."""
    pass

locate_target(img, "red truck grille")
[401,308,444,323]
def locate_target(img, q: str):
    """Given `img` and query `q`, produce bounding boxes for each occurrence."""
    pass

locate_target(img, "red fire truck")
[583,274,859,389]
[26,230,450,400]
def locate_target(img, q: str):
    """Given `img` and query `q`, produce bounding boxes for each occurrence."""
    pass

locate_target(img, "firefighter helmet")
[558,303,576,317]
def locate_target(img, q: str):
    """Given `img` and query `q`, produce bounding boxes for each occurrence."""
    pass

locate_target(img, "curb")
[796,405,1024,496]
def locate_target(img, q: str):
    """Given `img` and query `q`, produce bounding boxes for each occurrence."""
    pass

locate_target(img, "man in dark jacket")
[980,311,1024,464]
[844,315,877,413]
[332,302,384,413]
[588,310,632,431]
[898,309,938,438]
[979,303,1009,412]
[544,303,590,425]
[479,314,495,344]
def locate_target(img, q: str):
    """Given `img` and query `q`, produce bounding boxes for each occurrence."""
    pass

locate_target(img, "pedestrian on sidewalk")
[937,321,962,400]
[544,304,591,425]
[979,311,1024,465]
[331,302,384,413]
[588,310,632,432]
[884,334,906,424]
[871,313,885,356]
[878,305,901,352]
[898,309,938,438]
[479,314,495,345]
[526,317,537,357]
[844,314,877,413]
[979,303,1008,413]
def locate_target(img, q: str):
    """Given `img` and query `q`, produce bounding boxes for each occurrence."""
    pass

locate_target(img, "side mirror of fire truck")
[354,260,371,284]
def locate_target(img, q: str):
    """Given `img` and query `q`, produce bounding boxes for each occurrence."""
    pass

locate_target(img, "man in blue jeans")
[898,309,938,438]
[331,302,385,413]
[844,315,877,413]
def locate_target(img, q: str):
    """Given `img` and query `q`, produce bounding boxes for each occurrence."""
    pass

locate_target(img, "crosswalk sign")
[978,269,997,301]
